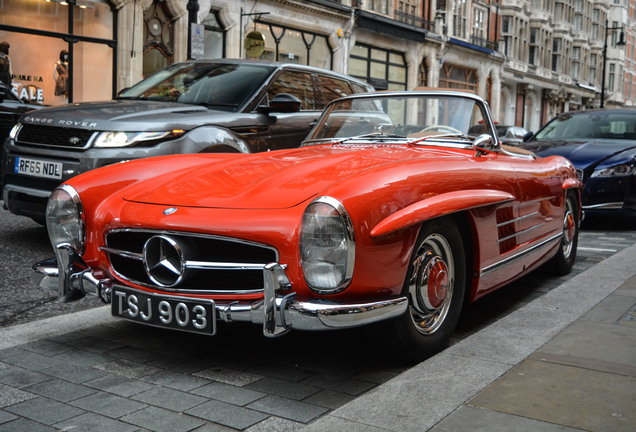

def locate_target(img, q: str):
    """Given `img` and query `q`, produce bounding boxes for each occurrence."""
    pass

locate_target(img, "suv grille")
[103,230,278,294]
[17,124,95,150]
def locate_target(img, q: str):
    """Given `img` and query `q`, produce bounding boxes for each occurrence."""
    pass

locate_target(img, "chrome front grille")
[103,229,278,294]
[17,124,95,150]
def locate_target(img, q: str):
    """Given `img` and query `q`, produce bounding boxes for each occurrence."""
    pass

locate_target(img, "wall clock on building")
[244,31,265,58]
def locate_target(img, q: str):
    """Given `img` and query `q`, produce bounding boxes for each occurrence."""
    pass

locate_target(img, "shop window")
[0,0,115,105]
[349,44,406,91]
[143,2,174,78]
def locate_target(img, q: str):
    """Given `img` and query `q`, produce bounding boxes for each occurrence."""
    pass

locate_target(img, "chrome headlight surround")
[300,196,355,294]
[591,163,635,178]
[8,123,22,140]
[46,185,85,254]
[93,130,184,148]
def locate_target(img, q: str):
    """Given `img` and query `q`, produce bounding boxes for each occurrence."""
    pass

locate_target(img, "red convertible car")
[34,90,582,359]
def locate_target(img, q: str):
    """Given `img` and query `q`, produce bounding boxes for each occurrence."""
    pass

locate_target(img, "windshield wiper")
[337,132,407,143]
[409,132,472,145]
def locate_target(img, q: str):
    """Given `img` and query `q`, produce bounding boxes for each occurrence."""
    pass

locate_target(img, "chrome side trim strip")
[582,202,624,210]
[497,222,546,243]
[480,232,562,277]
[495,211,538,228]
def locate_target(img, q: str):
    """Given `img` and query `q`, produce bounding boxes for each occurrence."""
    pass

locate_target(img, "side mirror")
[522,131,534,142]
[257,93,302,114]
[473,133,500,155]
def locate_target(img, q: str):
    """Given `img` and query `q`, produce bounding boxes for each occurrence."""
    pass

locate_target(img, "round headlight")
[46,185,85,253]
[300,197,355,294]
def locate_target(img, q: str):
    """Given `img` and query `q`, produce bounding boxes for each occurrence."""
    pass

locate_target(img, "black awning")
[356,10,427,43]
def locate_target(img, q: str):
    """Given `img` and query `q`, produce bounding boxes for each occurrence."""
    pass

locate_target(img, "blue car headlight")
[300,196,355,294]
[591,163,635,178]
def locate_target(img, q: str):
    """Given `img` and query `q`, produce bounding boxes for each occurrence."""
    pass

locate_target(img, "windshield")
[118,62,274,112]
[304,93,493,145]
[536,111,636,141]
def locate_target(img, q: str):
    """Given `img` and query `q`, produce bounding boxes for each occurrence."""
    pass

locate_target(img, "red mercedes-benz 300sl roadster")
[34,90,582,359]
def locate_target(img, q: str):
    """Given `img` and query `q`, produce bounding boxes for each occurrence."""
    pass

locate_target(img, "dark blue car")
[522,109,636,221]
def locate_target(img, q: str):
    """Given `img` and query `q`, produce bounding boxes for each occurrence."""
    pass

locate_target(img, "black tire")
[391,218,467,361]
[549,190,579,275]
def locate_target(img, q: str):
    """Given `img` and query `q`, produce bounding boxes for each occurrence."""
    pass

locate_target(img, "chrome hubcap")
[408,233,454,335]
[562,198,576,258]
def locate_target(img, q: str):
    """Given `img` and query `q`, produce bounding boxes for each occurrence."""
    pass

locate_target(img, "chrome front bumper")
[33,246,408,337]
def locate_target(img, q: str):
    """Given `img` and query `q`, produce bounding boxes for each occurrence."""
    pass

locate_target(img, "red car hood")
[122,145,456,209]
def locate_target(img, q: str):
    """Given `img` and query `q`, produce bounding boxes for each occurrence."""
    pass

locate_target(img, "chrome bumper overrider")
[33,246,408,337]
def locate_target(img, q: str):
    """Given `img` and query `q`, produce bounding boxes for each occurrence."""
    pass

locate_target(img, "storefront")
[0,0,117,106]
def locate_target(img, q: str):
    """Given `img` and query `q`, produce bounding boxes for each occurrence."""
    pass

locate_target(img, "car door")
[473,149,567,296]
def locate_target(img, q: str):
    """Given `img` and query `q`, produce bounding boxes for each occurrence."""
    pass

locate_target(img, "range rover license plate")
[111,287,216,335]
[14,156,63,179]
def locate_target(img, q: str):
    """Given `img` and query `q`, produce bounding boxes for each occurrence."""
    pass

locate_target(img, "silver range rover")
[1,59,372,223]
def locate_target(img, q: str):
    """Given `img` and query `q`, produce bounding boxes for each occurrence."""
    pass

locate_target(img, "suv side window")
[314,75,354,108]
[266,70,316,110]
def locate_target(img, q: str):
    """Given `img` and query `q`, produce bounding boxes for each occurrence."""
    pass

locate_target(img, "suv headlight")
[93,130,184,148]
[300,196,355,294]
[46,185,85,253]
[591,163,635,178]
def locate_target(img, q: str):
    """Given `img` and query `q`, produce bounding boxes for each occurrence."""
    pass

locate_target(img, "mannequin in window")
[54,50,69,102]
[0,41,12,88]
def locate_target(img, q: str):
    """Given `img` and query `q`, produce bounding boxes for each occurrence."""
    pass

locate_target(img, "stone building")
[0,0,632,132]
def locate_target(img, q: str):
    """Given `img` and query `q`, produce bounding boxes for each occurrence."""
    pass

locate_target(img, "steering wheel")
[420,125,463,135]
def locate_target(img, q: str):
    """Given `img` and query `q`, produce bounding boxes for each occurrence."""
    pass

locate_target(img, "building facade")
[0,0,633,132]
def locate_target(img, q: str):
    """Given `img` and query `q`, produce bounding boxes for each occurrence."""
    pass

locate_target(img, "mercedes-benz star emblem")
[142,235,185,287]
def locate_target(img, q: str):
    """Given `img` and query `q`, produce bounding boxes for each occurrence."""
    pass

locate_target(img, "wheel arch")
[182,125,253,153]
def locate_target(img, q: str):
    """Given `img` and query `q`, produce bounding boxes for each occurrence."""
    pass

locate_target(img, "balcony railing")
[470,35,497,51]
[394,10,434,31]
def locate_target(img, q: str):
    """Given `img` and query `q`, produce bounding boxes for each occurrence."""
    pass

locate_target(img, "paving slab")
[467,359,636,432]
[429,405,584,432]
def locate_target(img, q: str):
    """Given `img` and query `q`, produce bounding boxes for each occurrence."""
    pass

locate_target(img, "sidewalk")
[1,244,635,432]
[303,243,636,432]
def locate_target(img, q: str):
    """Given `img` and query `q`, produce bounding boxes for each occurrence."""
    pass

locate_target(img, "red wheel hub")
[565,212,575,243]
[426,258,449,310]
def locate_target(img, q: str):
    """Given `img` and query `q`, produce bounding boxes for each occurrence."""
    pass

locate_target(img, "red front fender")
[370,189,514,237]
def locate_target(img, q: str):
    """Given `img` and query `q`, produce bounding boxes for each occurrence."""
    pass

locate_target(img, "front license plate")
[111,287,216,335]
[14,156,63,179]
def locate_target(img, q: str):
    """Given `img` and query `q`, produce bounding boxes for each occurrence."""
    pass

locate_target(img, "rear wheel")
[391,218,467,360]
[549,191,579,275]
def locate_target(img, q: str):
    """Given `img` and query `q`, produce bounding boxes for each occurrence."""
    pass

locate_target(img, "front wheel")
[390,218,467,360]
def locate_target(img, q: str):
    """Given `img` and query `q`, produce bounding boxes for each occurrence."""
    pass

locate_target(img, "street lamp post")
[601,19,626,108]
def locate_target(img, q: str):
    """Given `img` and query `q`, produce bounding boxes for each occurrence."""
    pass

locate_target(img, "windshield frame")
[303,91,497,149]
